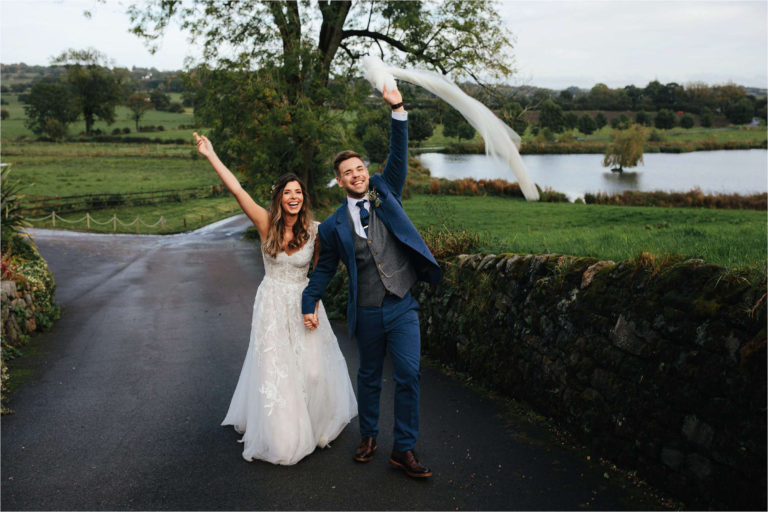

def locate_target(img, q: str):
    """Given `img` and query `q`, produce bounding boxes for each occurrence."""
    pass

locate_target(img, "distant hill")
[0,63,185,93]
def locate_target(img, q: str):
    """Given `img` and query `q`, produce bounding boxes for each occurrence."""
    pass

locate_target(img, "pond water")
[417,150,767,200]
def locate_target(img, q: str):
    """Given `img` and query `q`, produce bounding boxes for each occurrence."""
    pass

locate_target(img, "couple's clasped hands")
[303,305,319,330]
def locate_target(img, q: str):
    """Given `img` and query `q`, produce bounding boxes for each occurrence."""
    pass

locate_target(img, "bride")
[194,132,357,465]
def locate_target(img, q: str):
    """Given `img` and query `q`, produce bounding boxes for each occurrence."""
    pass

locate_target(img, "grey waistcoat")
[348,206,417,308]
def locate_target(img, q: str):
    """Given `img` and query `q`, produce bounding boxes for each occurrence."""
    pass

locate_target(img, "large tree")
[129,0,514,195]
[53,49,125,135]
[603,124,647,173]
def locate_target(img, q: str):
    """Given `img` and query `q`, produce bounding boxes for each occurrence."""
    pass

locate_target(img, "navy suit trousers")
[354,292,421,452]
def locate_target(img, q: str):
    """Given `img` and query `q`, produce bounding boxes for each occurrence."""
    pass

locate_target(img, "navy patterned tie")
[356,200,370,237]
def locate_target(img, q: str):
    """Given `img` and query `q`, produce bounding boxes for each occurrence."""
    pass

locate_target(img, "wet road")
[2,215,662,510]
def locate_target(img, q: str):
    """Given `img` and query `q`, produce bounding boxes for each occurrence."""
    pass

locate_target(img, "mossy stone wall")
[1,242,60,413]
[414,253,766,510]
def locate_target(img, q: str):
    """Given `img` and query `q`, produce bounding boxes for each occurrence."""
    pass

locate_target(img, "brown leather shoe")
[389,449,433,478]
[353,437,377,462]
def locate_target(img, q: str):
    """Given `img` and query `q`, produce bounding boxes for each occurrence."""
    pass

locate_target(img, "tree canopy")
[24,81,80,139]
[129,0,515,195]
[53,49,125,135]
[126,92,152,131]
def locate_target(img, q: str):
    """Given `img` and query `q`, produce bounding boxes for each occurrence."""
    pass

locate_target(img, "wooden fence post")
[113,214,117,232]
[86,212,90,228]
[51,211,55,227]
[136,216,140,233]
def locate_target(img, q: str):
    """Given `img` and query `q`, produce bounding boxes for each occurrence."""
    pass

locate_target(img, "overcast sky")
[1,0,766,90]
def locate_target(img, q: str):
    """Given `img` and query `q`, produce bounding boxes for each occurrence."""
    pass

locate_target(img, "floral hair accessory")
[367,187,382,208]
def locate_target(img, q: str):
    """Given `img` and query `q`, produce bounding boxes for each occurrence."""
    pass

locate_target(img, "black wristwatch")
[390,102,404,110]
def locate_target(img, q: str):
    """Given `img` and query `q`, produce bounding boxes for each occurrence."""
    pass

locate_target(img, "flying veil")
[362,56,539,201]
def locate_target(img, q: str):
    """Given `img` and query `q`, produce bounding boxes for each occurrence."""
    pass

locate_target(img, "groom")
[302,87,441,478]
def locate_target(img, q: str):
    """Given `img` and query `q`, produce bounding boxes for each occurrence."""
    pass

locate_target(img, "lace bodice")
[260,222,316,285]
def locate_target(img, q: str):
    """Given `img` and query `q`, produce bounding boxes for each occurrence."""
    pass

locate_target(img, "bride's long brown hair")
[263,173,313,258]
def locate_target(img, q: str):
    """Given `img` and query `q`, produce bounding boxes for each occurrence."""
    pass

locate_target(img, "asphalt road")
[1,215,665,510]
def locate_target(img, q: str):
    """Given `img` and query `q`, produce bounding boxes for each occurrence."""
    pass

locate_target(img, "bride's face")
[280,180,304,216]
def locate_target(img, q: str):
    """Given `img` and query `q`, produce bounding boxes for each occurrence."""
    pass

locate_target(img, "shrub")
[680,113,695,129]
[648,129,665,142]
[577,114,597,135]
[583,188,767,210]
[0,168,30,254]
[594,112,607,129]
[0,108,9,120]
[421,224,484,260]
[655,109,677,129]
[635,111,653,126]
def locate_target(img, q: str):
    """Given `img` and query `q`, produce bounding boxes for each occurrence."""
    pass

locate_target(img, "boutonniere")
[367,188,382,208]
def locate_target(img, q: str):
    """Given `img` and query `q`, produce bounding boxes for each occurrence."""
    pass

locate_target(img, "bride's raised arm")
[194,132,269,238]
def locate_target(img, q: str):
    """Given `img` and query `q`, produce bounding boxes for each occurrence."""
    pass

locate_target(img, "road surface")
[1,215,665,510]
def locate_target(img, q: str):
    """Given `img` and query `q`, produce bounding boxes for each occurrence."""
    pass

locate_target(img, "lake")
[417,150,767,200]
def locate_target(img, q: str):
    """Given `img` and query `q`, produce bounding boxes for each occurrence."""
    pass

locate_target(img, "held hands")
[303,313,319,330]
[193,132,215,159]
[303,302,319,330]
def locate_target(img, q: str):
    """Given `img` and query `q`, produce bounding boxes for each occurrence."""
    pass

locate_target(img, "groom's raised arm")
[380,87,408,197]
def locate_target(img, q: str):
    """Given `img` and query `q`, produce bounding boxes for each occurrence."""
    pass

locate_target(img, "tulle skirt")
[221,275,357,465]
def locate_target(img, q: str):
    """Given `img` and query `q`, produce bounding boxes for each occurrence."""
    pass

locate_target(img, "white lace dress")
[222,223,357,465]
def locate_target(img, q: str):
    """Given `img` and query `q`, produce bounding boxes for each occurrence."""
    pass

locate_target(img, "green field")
[421,122,767,148]
[1,93,196,140]
[403,195,767,271]
[4,145,213,196]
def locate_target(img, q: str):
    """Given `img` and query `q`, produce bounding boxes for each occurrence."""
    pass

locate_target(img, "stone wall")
[1,245,59,412]
[413,253,766,510]
[2,280,44,341]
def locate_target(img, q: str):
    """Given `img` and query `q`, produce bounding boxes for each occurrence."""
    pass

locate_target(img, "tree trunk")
[84,112,94,135]
[317,1,352,87]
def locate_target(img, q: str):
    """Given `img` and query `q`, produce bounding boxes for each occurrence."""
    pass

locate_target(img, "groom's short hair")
[333,150,363,177]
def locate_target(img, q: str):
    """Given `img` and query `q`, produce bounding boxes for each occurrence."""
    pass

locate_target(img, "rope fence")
[28,211,168,233]
[21,184,227,215]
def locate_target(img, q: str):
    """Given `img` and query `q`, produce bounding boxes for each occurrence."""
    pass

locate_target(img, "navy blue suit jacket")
[302,116,442,338]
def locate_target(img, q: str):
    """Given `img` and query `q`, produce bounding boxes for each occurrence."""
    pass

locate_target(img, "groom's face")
[336,157,369,199]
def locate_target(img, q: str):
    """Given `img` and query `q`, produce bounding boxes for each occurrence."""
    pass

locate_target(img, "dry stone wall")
[414,253,766,510]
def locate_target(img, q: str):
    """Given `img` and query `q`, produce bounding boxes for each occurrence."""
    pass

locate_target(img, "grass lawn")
[4,148,215,196]
[27,196,242,234]
[403,194,767,272]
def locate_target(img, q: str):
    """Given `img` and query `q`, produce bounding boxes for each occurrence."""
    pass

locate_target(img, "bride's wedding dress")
[222,223,357,465]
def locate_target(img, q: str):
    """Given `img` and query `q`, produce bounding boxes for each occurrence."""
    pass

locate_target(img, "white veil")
[362,56,539,201]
